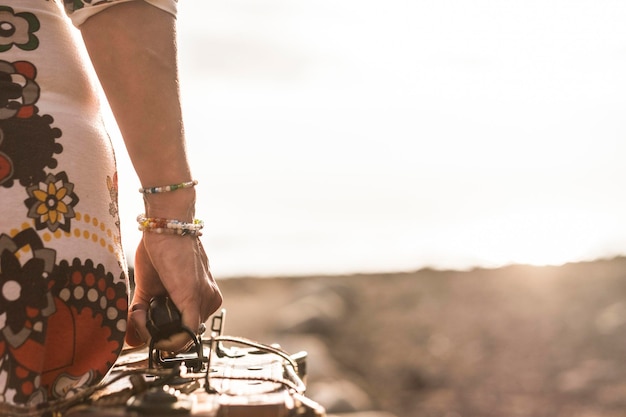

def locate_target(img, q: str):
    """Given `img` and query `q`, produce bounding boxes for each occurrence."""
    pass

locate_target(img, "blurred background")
[112,0,626,279]
[104,2,626,416]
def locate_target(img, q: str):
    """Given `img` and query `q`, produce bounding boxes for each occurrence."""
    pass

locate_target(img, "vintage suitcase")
[0,301,325,417]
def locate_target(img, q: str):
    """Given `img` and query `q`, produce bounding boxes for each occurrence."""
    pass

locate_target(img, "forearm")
[80,1,194,215]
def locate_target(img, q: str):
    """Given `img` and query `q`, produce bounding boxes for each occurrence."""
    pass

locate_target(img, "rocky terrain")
[217,258,626,417]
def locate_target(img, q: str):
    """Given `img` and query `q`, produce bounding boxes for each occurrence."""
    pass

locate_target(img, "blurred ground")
[216,257,626,417]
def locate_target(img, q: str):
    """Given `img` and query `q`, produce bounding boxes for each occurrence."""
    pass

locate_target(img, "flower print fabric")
[0,0,169,407]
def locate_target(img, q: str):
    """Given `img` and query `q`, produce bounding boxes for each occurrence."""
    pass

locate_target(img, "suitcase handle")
[147,295,204,371]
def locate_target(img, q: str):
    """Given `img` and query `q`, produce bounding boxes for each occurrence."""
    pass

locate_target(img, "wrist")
[143,187,197,221]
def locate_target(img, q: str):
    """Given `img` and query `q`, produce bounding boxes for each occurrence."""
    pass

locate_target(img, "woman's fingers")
[125,303,149,346]
[125,239,165,346]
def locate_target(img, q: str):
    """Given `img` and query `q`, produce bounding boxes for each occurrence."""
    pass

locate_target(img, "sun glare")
[460,208,612,268]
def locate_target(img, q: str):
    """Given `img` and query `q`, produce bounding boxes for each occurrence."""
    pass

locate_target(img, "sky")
[111,0,626,278]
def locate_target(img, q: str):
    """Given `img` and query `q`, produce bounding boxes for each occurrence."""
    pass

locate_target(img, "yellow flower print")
[25,172,79,232]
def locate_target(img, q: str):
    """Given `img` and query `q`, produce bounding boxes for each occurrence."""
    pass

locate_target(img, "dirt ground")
[216,257,626,417]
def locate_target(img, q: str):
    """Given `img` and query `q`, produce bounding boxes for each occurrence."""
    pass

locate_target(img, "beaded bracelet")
[139,180,198,194]
[137,214,204,237]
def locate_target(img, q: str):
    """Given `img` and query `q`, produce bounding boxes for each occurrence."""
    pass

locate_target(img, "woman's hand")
[126,233,222,351]
[125,192,222,352]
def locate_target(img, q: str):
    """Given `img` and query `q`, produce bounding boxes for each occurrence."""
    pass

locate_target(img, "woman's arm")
[81,1,191,210]
[80,1,222,351]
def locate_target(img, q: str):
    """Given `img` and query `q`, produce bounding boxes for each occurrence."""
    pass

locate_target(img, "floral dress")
[0,0,175,407]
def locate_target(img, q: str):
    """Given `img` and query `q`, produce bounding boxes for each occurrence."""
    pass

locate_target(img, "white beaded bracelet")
[137,214,204,237]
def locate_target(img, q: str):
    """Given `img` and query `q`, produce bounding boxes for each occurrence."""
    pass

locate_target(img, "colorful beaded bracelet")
[137,214,204,237]
[139,180,198,194]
